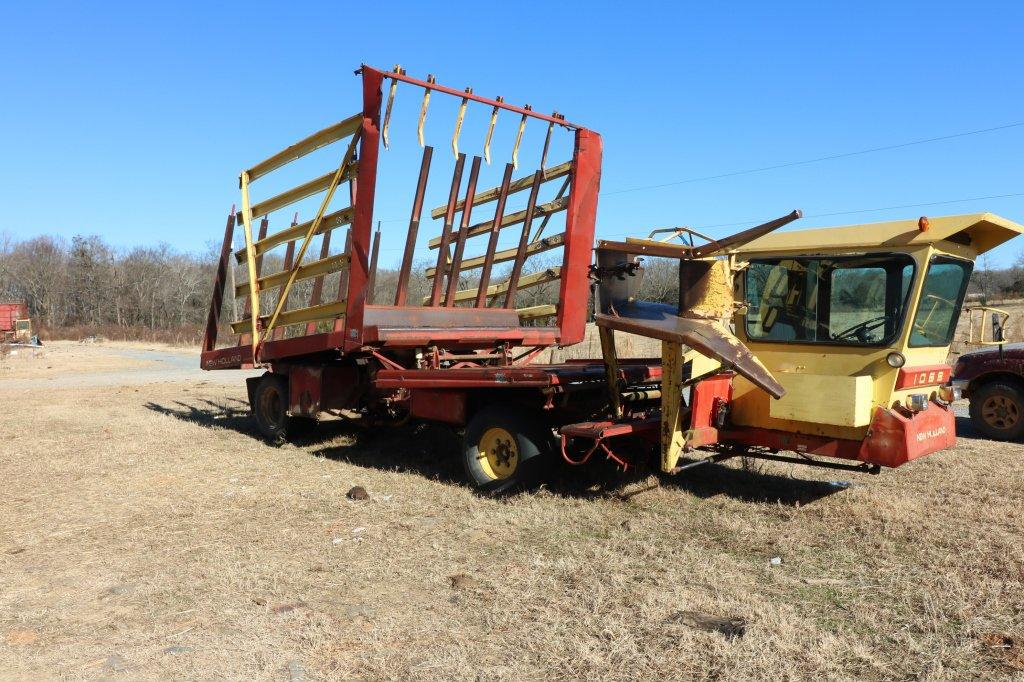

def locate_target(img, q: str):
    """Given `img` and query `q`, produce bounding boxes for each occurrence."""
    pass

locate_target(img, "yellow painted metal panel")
[734,213,1024,257]
[245,114,361,182]
[426,267,561,304]
[235,208,353,262]
[768,373,874,427]
[235,253,349,298]
[237,164,357,223]
[516,304,557,320]
[660,341,686,472]
[427,197,568,249]
[429,160,572,219]
[231,300,347,335]
[425,232,565,277]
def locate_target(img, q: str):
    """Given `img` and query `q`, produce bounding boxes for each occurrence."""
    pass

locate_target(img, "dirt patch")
[0,353,1023,678]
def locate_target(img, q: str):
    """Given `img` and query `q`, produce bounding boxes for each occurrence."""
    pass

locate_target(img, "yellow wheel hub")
[477,427,519,480]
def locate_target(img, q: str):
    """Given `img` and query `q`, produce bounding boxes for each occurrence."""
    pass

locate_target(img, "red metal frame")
[201,65,604,370]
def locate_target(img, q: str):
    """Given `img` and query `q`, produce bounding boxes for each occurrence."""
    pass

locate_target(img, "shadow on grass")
[143,397,464,483]
[955,415,982,439]
[545,453,848,506]
[144,397,849,504]
[658,458,851,506]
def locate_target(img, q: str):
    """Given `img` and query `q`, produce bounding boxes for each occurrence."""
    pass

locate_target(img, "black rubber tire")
[969,380,1024,441]
[462,404,554,494]
[252,373,316,444]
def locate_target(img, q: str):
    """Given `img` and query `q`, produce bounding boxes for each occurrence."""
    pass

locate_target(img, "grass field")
[1,342,1023,679]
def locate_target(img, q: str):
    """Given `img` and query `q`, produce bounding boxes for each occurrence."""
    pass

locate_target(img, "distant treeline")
[2,233,1018,343]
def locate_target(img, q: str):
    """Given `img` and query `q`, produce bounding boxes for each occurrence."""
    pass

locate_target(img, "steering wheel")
[832,315,888,342]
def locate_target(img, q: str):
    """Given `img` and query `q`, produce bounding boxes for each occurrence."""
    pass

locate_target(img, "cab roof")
[733,212,1024,257]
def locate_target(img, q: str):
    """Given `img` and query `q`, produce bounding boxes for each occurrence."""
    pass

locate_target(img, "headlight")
[905,394,928,412]
[886,352,906,368]
[938,385,961,403]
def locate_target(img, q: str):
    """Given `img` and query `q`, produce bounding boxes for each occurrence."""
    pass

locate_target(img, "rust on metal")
[445,155,482,306]
[367,224,381,305]
[475,163,515,307]
[503,170,544,308]
[395,145,433,305]
[429,153,466,306]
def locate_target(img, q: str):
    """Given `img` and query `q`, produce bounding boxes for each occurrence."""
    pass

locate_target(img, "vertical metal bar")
[452,88,471,158]
[202,206,236,353]
[661,340,685,472]
[445,156,482,307]
[272,234,297,341]
[238,171,260,361]
[240,217,269,347]
[429,153,466,306]
[304,229,332,335]
[417,74,435,148]
[475,162,515,308]
[556,129,603,345]
[332,229,352,333]
[343,68,384,349]
[367,222,381,305]
[511,107,530,169]
[599,326,622,419]
[483,97,502,165]
[540,118,555,170]
[395,145,434,305]
[381,64,401,149]
[503,170,543,308]
[530,176,570,243]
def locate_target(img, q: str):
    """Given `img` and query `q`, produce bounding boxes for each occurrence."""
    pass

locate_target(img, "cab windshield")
[745,255,915,346]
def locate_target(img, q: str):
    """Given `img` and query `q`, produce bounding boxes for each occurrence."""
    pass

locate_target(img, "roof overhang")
[732,213,1024,257]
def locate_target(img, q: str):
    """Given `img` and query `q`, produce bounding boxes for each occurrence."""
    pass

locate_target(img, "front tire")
[252,373,316,444]
[969,380,1024,441]
[462,404,554,494]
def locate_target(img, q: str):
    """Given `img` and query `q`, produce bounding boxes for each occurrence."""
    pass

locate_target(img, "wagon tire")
[462,404,554,494]
[252,373,315,445]
[969,380,1024,441]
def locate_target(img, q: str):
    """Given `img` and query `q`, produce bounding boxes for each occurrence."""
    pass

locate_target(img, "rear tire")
[969,380,1024,441]
[462,404,554,494]
[252,373,316,444]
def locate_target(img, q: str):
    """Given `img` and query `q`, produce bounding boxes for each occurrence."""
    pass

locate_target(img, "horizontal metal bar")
[516,304,557,320]
[429,160,571,219]
[601,238,694,259]
[234,253,349,298]
[362,65,580,129]
[428,196,568,249]
[426,232,565,277]
[739,451,881,474]
[235,208,353,261]
[426,267,561,304]
[231,299,347,334]
[235,164,357,223]
[244,114,361,182]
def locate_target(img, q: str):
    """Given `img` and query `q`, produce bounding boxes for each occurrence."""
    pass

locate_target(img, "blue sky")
[1,2,1022,266]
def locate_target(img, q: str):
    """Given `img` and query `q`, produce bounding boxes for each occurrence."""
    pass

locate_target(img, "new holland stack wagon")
[200,64,1023,491]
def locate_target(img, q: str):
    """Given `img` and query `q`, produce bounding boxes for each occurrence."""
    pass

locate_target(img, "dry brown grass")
[1,346,1023,679]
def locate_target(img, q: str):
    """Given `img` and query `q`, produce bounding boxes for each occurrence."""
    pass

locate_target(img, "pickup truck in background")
[952,308,1024,440]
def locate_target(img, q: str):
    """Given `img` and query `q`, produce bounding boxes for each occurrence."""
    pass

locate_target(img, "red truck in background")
[0,301,30,343]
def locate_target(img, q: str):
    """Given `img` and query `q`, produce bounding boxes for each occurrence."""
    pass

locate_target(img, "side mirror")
[992,312,1005,343]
